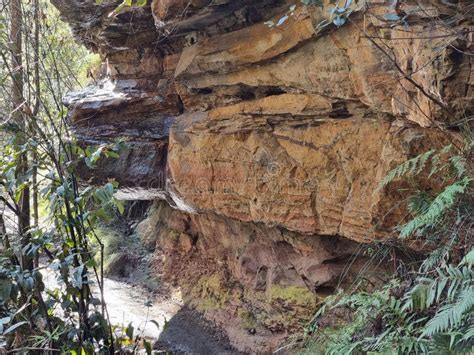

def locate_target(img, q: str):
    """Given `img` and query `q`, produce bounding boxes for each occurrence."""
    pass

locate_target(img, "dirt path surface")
[42,269,240,354]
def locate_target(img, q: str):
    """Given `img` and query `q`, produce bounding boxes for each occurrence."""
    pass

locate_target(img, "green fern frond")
[421,236,459,272]
[407,191,432,215]
[461,249,474,266]
[325,335,362,355]
[439,144,453,155]
[449,155,467,178]
[428,152,442,177]
[404,264,473,313]
[399,177,472,239]
[460,325,474,343]
[422,287,474,337]
[380,149,435,188]
[403,277,446,312]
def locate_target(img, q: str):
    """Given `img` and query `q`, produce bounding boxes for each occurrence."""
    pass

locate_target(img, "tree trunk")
[31,0,41,268]
[10,0,32,270]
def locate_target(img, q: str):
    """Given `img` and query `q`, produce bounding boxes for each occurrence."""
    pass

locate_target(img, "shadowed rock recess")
[54,0,472,352]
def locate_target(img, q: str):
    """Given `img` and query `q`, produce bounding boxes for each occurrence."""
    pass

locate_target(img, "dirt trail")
[41,270,239,354]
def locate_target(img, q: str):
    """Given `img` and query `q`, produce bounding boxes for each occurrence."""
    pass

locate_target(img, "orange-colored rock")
[175,14,315,77]
[168,111,455,243]
[208,93,333,118]
[173,0,473,126]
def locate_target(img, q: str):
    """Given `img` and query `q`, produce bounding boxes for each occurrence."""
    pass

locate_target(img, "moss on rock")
[270,285,316,308]
[188,274,230,311]
[237,308,257,330]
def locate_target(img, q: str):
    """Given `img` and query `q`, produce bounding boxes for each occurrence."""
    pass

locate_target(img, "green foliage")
[95,0,148,17]
[0,138,127,351]
[423,287,473,338]
[0,1,131,352]
[302,137,473,354]
[304,256,473,354]
[399,177,471,239]
[380,142,472,241]
[266,0,352,29]
[380,149,436,188]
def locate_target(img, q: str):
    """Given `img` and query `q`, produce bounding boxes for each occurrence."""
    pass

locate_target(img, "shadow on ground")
[155,307,243,355]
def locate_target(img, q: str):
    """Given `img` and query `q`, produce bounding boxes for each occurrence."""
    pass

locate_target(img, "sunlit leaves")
[103,0,148,18]
[85,145,105,168]
[84,139,126,168]
[461,250,474,266]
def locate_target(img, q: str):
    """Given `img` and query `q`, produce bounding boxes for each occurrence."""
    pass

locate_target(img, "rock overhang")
[54,0,473,350]
[56,0,473,239]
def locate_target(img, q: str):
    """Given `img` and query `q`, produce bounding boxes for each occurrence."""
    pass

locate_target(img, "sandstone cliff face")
[54,0,473,351]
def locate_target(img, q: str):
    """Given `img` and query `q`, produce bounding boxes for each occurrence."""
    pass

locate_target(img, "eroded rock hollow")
[54,0,473,351]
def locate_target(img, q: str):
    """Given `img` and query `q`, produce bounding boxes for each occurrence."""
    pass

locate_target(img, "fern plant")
[399,177,471,240]
[301,136,473,354]
[302,255,473,354]
[380,141,472,242]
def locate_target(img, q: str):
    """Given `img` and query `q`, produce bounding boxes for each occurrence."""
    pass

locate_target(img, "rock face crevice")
[54,0,472,351]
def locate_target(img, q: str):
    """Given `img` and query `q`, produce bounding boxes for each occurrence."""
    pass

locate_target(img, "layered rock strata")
[55,0,473,351]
